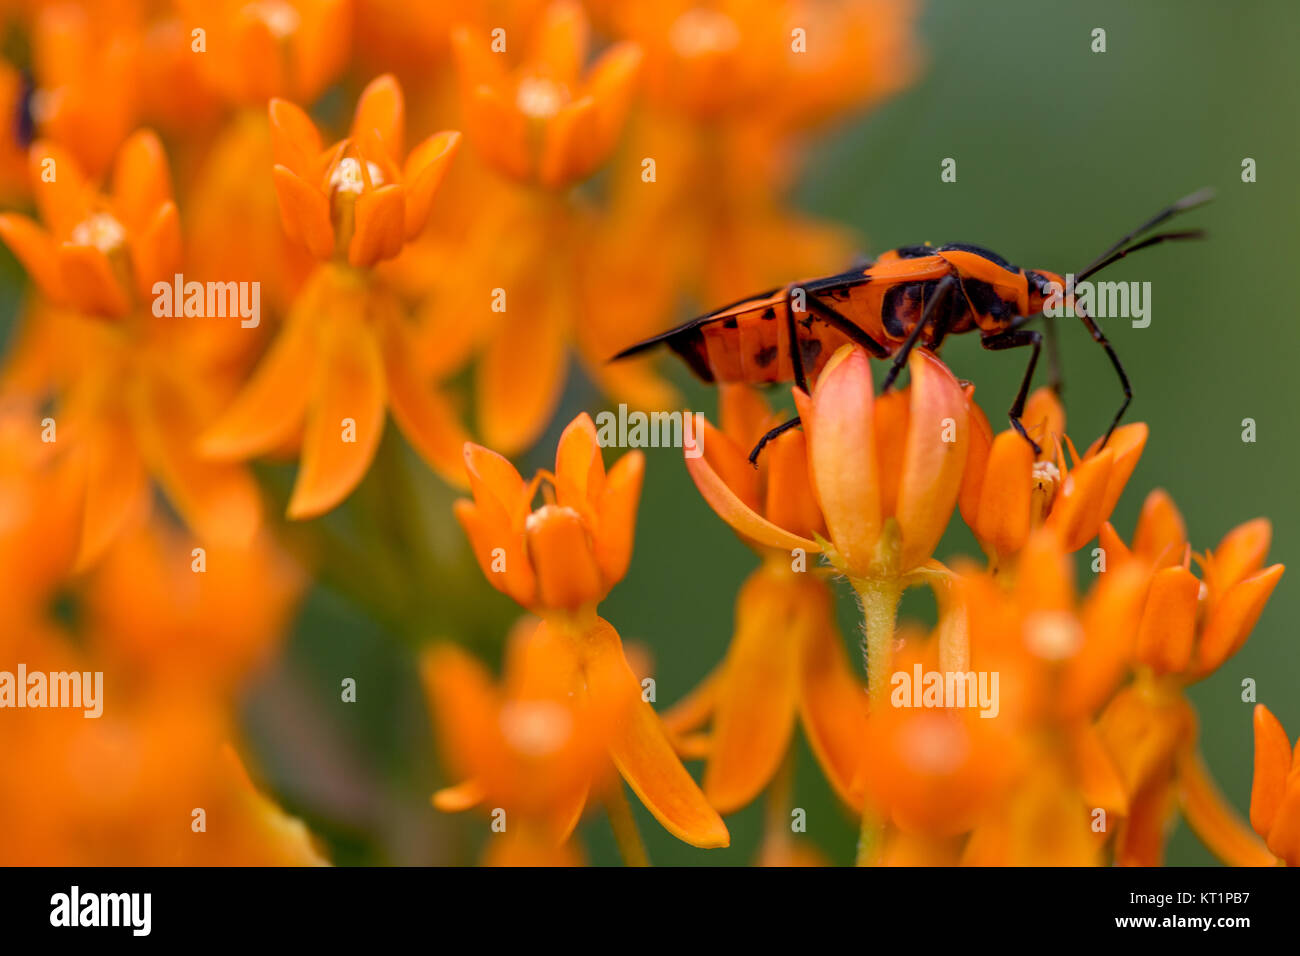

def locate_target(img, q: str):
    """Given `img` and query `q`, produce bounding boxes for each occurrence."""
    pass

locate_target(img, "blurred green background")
[225,0,1300,865]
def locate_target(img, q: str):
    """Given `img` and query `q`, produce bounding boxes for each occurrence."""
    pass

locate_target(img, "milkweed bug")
[615,189,1214,464]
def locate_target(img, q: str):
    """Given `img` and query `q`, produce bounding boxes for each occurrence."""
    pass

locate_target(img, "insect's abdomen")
[692,300,857,384]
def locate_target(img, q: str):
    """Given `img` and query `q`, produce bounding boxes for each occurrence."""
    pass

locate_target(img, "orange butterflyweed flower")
[1085,494,1284,866]
[450,1,642,190]
[83,518,303,698]
[267,73,461,269]
[26,1,142,178]
[1250,704,1300,865]
[451,413,729,852]
[960,387,1147,566]
[179,0,351,108]
[0,133,262,568]
[201,75,470,518]
[1102,491,1285,680]
[423,622,629,866]
[908,531,1141,866]
[664,384,868,814]
[421,2,649,454]
[785,345,967,716]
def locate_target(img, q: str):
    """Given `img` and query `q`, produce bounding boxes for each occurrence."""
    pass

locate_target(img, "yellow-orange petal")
[805,346,880,575]
[379,318,470,489]
[553,412,604,517]
[581,617,729,848]
[131,200,181,301]
[539,96,600,188]
[200,312,316,459]
[583,42,642,159]
[1070,722,1128,814]
[1092,422,1147,522]
[524,505,603,610]
[111,129,172,233]
[1044,448,1112,552]
[896,349,968,569]
[432,779,486,812]
[1250,704,1291,838]
[476,301,567,455]
[1132,488,1187,566]
[287,317,387,519]
[972,430,1033,557]
[1177,749,1276,866]
[74,418,149,572]
[463,441,528,528]
[402,130,460,239]
[0,214,61,298]
[684,439,820,553]
[454,498,536,607]
[764,427,823,541]
[797,581,868,809]
[351,73,404,158]
[532,0,587,85]
[29,140,90,236]
[593,450,643,588]
[348,182,405,268]
[272,164,334,259]
[1208,518,1272,595]
[134,375,261,548]
[1057,561,1148,719]
[58,242,130,317]
[1135,565,1200,675]
[703,571,801,814]
[1195,563,1284,675]
[462,84,531,183]
[268,97,322,177]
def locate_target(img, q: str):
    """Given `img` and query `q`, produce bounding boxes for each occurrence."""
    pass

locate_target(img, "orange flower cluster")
[3,0,1282,872]
[665,343,1285,866]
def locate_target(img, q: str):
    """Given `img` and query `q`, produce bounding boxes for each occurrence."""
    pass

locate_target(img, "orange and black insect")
[615,190,1213,463]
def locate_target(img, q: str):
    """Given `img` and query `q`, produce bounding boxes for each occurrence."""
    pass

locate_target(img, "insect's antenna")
[1075,188,1215,281]
[1075,229,1206,283]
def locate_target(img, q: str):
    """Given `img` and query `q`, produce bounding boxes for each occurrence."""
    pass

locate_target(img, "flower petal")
[1195,563,1284,675]
[272,164,334,259]
[287,317,387,519]
[896,349,968,569]
[703,570,801,814]
[402,130,460,239]
[351,73,404,158]
[347,182,405,268]
[1249,704,1291,838]
[804,346,880,575]
[581,617,729,848]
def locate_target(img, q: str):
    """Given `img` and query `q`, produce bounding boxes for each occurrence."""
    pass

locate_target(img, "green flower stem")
[851,575,902,866]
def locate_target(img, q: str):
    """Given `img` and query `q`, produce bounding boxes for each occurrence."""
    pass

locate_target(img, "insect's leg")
[747,416,802,467]
[1077,311,1131,448]
[881,273,959,392]
[783,284,809,394]
[980,327,1044,456]
[804,296,889,357]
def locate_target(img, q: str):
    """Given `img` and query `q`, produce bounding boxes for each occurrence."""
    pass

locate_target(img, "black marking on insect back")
[755,345,778,367]
[880,284,908,337]
[666,326,715,382]
[761,306,776,321]
[721,317,738,329]
[962,278,1018,322]
[894,244,935,259]
[800,337,823,368]
[938,242,1019,272]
